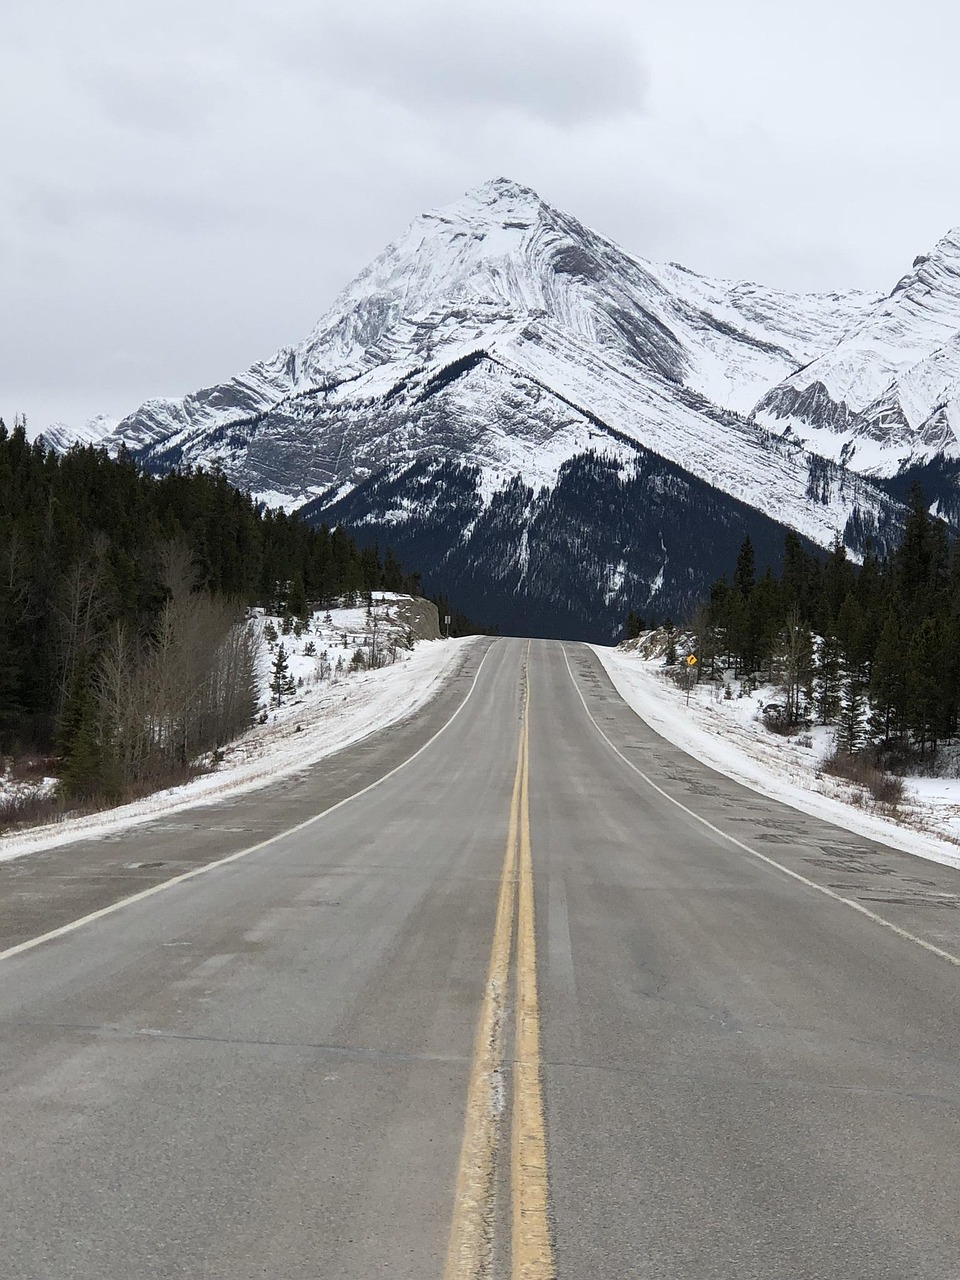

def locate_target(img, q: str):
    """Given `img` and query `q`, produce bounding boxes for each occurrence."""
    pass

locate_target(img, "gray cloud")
[270,0,645,125]
[83,63,218,138]
[3,0,960,434]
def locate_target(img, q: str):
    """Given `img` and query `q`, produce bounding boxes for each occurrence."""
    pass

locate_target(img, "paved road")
[3,638,960,1278]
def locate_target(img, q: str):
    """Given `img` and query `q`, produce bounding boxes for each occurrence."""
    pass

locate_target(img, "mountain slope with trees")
[47,178,950,638]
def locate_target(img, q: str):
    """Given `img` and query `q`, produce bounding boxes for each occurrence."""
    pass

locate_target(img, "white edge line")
[562,645,960,971]
[0,643,496,965]
[0,637,475,863]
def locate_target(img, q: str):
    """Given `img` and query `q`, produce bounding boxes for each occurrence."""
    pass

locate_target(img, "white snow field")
[0,597,475,863]
[593,642,960,872]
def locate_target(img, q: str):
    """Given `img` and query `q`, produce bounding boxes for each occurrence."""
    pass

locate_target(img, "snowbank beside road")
[0,625,477,863]
[592,644,960,872]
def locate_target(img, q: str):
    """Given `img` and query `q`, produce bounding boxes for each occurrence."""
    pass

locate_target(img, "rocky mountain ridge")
[45,178,960,637]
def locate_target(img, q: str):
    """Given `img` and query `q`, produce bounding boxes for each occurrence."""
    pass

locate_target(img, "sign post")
[683,653,697,705]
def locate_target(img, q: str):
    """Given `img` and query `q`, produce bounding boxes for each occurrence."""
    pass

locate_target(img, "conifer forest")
[667,485,960,766]
[0,420,420,803]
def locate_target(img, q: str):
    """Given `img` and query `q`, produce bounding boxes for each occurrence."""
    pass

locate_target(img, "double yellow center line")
[444,654,554,1279]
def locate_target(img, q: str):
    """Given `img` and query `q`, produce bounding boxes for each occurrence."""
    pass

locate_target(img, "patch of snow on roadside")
[592,642,960,872]
[0,599,476,863]
[0,767,58,810]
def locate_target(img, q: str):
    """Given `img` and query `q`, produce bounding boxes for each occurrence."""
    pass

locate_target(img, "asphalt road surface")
[3,638,960,1279]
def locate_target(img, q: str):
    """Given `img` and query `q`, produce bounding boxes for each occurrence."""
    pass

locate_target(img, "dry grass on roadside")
[0,759,210,836]
[0,789,66,832]
[822,749,906,811]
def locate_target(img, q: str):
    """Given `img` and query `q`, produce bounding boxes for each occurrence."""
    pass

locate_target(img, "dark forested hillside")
[303,449,841,641]
[0,420,420,798]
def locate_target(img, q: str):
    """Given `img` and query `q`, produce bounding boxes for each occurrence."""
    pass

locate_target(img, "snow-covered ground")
[0,765,58,812]
[0,596,475,863]
[593,642,960,872]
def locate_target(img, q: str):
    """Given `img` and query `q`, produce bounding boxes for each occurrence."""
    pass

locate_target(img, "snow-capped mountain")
[754,229,960,475]
[47,178,960,638]
[64,179,879,517]
[41,413,119,453]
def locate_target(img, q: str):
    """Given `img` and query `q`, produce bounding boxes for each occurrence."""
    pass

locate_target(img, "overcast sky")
[5,0,959,432]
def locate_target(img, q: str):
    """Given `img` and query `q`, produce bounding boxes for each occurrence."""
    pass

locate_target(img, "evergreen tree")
[747,568,781,677]
[906,617,943,754]
[61,689,107,801]
[897,482,932,603]
[835,593,871,681]
[625,609,645,640]
[869,611,907,743]
[836,677,867,755]
[733,536,755,599]
[270,644,294,707]
[779,530,814,622]
[0,611,22,750]
[706,578,734,667]
[286,573,308,621]
[664,622,678,666]
[697,491,959,760]
[814,630,843,724]
[822,538,855,627]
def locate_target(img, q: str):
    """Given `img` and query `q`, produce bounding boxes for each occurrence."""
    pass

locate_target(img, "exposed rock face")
[754,228,960,473]
[46,178,960,638]
[393,597,441,643]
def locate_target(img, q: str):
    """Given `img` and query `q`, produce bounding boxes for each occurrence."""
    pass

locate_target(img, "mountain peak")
[890,226,960,297]
[433,176,547,228]
[472,176,542,204]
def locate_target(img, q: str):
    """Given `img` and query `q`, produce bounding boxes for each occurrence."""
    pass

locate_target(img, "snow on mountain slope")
[41,413,119,452]
[58,178,896,552]
[754,228,960,474]
[289,177,873,432]
[642,259,874,414]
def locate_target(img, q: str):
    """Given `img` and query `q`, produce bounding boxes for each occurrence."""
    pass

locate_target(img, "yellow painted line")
[563,646,960,971]
[445,644,555,1279]
[0,645,495,966]
[443,693,524,1280]
[512,689,555,1279]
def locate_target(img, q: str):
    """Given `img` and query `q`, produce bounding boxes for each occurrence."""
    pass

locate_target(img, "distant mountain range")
[47,178,960,639]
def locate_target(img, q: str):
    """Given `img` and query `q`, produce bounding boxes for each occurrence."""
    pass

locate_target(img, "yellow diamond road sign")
[685,654,697,666]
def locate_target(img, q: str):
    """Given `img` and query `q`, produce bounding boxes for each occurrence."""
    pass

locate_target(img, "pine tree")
[823,538,855,627]
[61,692,107,801]
[287,573,308,621]
[733,537,755,599]
[0,422,421,787]
[780,530,810,615]
[0,628,22,750]
[270,644,292,707]
[897,482,932,604]
[869,611,907,743]
[814,629,843,724]
[625,609,645,640]
[906,617,942,755]
[707,578,734,668]
[664,623,678,666]
[747,568,781,677]
[835,592,872,689]
[836,677,867,755]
